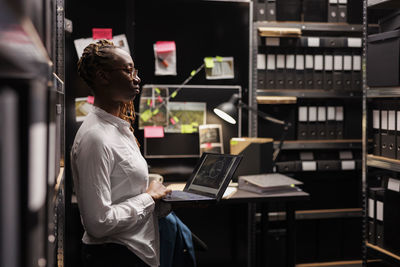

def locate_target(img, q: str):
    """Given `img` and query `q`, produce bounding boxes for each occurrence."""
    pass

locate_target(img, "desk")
[167,183,309,267]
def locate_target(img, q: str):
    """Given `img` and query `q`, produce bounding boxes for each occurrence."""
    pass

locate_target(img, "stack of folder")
[238,173,302,194]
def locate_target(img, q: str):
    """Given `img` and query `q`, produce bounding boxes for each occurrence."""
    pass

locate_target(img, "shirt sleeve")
[73,131,155,239]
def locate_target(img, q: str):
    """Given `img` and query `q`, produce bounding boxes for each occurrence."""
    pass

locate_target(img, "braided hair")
[77,39,139,145]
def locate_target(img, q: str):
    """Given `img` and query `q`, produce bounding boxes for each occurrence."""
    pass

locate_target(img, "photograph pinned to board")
[138,87,169,129]
[74,33,130,58]
[204,56,234,80]
[165,102,206,133]
[199,124,224,154]
[154,41,177,76]
[75,96,94,122]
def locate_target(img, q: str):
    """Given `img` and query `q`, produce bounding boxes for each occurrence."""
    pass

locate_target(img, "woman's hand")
[146,180,172,200]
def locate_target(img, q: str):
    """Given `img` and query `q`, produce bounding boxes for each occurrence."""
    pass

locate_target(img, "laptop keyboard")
[165,190,213,200]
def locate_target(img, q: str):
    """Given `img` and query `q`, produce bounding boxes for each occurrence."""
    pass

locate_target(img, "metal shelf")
[367,154,400,172]
[257,89,362,98]
[267,208,363,221]
[255,21,363,34]
[274,140,362,150]
[367,87,400,98]
[368,0,400,9]
[367,242,400,264]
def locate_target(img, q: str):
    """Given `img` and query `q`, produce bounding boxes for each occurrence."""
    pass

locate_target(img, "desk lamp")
[214,93,291,162]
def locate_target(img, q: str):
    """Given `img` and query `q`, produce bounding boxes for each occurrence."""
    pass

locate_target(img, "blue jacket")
[159,212,196,267]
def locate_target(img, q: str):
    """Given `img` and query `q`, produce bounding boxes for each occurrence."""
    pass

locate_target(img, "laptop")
[162,152,242,203]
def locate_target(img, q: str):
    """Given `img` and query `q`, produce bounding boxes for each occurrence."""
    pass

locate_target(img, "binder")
[337,0,347,23]
[308,106,318,139]
[352,54,362,90]
[276,161,301,172]
[285,54,296,89]
[266,54,276,89]
[317,160,340,171]
[335,106,344,139]
[321,37,346,48]
[255,0,267,21]
[266,0,276,21]
[369,187,385,245]
[383,178,400,254]
[276,54,286,89]
[324,53,334,90]
[317,106,327,139]
[373,109,381,156]
[376,189,385,247]
[387,109,396,159]
[380,110,389,158]
[257,53,267,89]
[343,53,353,90]
[305,54,314,88]
[295,54,305,89]
[397,110,400,159]
[298,106,308,140]
[328,0,338,23]
[314,55,324,89]
[333,54,343,90]
[368,190,376,244]
[327,106,337,139]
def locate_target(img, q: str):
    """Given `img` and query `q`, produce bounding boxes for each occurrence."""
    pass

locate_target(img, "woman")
[71,39,171,267]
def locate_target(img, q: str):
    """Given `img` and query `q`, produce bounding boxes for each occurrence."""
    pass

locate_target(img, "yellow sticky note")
[204,57,214,68]
[154,87,160,94]
[173,116,179,123]
[190,70,196,76]
[181,124,194,134]
[171,91,177,98]
[230,140,238,145]
[140,109,153,122]
[215,56,223,62]
[147,99,151,106]
[191,122,199,127]
[153,109,159,115]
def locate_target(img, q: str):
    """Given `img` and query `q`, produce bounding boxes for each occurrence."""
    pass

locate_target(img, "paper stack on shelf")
[238,173,302,194]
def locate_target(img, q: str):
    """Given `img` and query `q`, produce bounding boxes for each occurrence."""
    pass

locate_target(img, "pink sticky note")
[170,117,176,125]
[87,95,95,104]
[92,28,113,40]
[144,126,164,138]
[157,95,163,103]
[155,41,176,53]
[205,143,212,148]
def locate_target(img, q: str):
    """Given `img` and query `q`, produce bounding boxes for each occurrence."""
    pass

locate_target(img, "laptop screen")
[186,153,240,196]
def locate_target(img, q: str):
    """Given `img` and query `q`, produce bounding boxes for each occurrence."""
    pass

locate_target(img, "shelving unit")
[367,242,400,264]
[257,89,362,98]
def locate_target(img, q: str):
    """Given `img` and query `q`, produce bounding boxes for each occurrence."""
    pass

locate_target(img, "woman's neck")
[93,97,121,117]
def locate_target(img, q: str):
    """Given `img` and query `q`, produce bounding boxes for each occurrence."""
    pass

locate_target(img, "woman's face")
[104,48,141,103]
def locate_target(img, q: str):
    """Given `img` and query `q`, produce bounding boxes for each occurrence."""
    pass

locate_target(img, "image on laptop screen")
[186,153,237,196]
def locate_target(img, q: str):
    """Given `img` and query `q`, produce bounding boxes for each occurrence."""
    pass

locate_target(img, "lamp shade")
[213,94,240,124]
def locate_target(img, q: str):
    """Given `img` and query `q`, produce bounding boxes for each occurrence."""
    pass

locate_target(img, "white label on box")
[328,106,335,120]
[389,110,396,130]
[377,201,383,221]
[296,55,305,70]
[341,160,355,170]
[257,54,266,69]
[353,55,361,71]
[267,54,276,70]
[373,110,380,129]
[334,55,343,70]
[286,55,295,69]
[348,38,362,48]
[302,161,317,171]
[338,0,347,4]
[306,55,314,69]
[343,55,352,71]
[299,106,308,121]
[308,37,320,47]
[277,54,285,69]
[309,106,317,121]
[336,106,344,121]
[266,37,280,46]
[339,151,353,160]
[329,0,338,3]
[314,55,324,71]
[318,106,326,121]
[388,178,400,192]
[324,55,333,71]
[381,110,388,130]
[368,198,374,218]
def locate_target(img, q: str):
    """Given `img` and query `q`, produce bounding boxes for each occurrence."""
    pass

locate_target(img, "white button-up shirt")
[71,106,159,267]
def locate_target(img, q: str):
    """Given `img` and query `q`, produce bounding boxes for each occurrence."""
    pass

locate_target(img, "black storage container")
[367,29,400,87]
[383,178,400,254]
[379,10,400,33]
[276,0,302,21]
[303,0,328,22]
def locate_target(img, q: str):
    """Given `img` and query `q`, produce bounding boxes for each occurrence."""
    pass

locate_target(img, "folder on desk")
[352,54,362,90]
[327,106,337,139]
[335,106,344,139]
[266,54,276,89]
[257,53,267,89]
[343,53,353,90]
[308,106,318,139]
[238,173,302,194]
[380,110,389,158]
[337,0,347,23]
[373,109,381,156]
[317,106,327,139]
[276,54,286,89]
[305,54,314,88]
[298,106,308,140]
[333,54,343,90]
[314,55,324,89]
[328,0,338,22]
[324,53,334,90]
[285,53,296,89]
[266,0,276,21]
[295,54,305,89]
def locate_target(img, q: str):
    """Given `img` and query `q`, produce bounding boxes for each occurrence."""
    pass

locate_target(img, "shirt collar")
[92,106,131,129]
